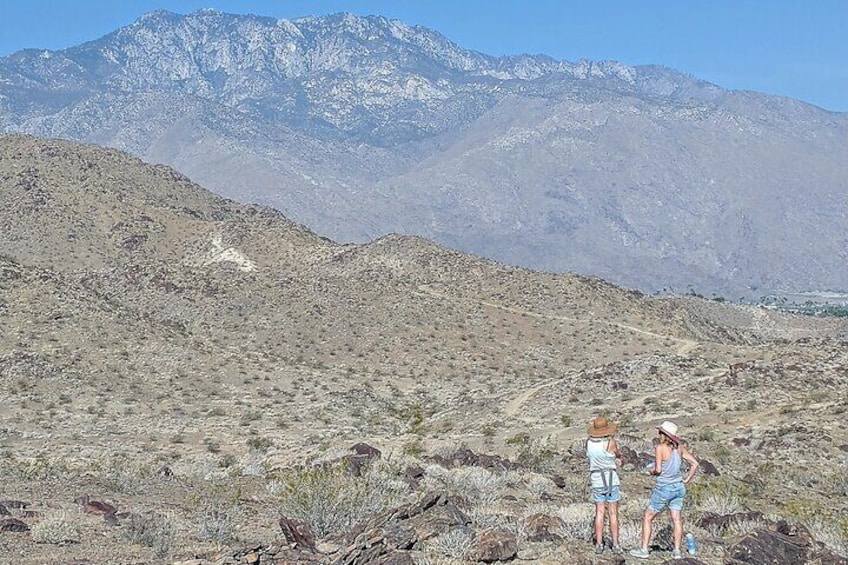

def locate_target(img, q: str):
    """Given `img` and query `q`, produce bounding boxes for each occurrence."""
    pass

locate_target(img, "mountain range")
[1,9,846,298]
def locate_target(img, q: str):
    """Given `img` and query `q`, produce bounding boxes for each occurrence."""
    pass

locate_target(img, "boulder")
[279,516,317,552]
[347,442,382,476]
[523,513,564,543]
[475,528,518,562]
[0,517,29,532]
[697,458,720,476]
[728,527,810,564]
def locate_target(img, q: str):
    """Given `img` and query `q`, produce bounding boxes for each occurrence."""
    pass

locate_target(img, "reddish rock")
[523,513,565,543]
[350,442,381,459]
[279,516,317,552]
[0,517,29,532]
[347,442,382,476]
[618,445,642,467]
[729,527,810,564]
[697,457,720,476]
[475,528,518,562]
[75,494,117,515]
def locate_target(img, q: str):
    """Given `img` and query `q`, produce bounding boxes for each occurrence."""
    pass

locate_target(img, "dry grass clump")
[96,456,161,494]
[617,519,643,549]
[426,528,475,559]
[123,512,176,559]
[268,460,409,538]
[805,517,848,557]
[719,517,766,538]
[423,465,507,505]
[467,504,525,542]
[554,503,593,541]
[30,512,80,544]
[695,491,745,515]
[690,476,747,515]
[196,499,241,546]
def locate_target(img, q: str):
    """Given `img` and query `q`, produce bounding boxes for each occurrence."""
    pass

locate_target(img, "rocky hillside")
[0,135,846,563]
[1,10,846,297]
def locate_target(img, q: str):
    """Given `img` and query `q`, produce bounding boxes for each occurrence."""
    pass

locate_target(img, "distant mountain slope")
[3,135,842,373]
[1,10,846,297]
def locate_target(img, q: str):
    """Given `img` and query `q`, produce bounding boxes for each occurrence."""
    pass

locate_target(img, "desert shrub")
[197,500,240,546]
[424,465,506,505]
[97,455,159,494]
[30,512,80,544]
[427,528,475,559]
[240,450,267,477]
[805,516,848,557]
[689,476,749,514]
[468,505,526,543]
[123,512,175,559]
[506,434,560,473]
[554,503,593,541]
[246,436,273,452]
[720,517,766,538]
[0,454,73,482]
[526,474,556,497]
[780,498,826,521]
[268,461,408,538]
[695,491,744,515]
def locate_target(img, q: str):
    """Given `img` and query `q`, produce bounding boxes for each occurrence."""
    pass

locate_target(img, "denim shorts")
[648,482,686,512]
[592,484,621,503]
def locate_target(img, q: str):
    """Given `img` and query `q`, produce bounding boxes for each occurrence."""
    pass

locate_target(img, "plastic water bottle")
[685,532,697,555]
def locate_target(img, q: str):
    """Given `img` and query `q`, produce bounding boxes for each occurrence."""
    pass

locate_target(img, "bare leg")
[640,508,659,550]
[594,502,607,546]
[609,501,620,547]
[670,509,683,551]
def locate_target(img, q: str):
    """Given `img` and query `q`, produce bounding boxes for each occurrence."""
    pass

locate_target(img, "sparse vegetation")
[30,513,80,544]
[0,136,845,562]
[268,461,408,538]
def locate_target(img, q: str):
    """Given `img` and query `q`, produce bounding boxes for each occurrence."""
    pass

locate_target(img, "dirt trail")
[417,284,702,419]
[503,366,729,420]
[415,285,698,356]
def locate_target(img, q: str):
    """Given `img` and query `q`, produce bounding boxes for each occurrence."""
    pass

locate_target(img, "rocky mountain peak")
[1,11,845,297]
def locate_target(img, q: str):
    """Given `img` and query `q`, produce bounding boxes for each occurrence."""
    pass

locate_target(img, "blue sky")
[1,0,845,111]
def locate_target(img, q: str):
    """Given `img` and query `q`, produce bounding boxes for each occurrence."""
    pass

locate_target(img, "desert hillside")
[0,135,846,564]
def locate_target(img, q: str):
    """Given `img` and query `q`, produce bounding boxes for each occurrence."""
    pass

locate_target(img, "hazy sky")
[1,0,845,111]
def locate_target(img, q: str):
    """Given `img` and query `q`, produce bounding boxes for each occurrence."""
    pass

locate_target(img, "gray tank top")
[656,447,682,485]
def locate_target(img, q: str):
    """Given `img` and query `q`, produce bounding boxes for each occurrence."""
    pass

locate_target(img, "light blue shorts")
[592,484,621,503]
[648,482,686,512]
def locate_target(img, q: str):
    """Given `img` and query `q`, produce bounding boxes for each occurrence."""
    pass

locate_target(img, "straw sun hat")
[587,416,618,438]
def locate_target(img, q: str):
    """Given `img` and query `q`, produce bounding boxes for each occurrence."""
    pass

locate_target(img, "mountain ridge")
[1,10,846,298]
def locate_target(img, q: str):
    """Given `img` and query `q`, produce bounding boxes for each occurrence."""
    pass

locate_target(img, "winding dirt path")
[415,285,698,355]
[414,284,705,418]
